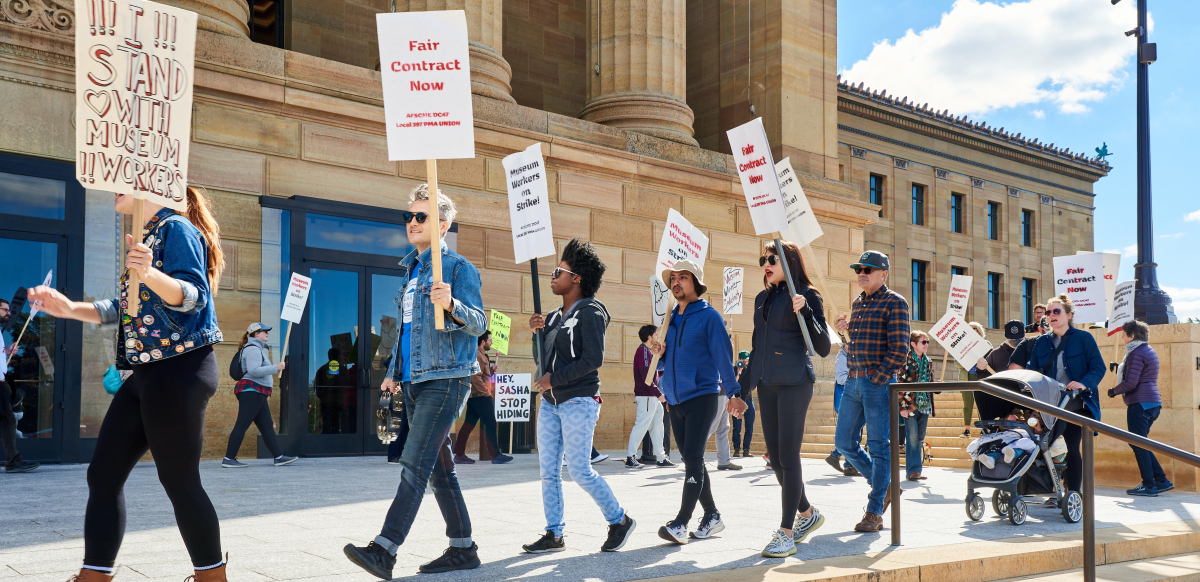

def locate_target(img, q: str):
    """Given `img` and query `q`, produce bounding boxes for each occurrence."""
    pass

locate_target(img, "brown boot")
[854,511,884,532]
[68,569,114,582]
[186,556,227,582]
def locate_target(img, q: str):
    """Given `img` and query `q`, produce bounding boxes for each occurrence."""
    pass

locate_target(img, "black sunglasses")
[758,254,779,267]
[1047,307,1065,315]
[854,267,875,275]
[402,211,429,224]
[551,267,578,279]
[916,340,930,345]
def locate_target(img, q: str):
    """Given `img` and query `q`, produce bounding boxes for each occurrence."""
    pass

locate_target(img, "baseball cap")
[738,350,750,360]
[247,322,273,334]
[1004,320,1024,340]
[849,251,890,271]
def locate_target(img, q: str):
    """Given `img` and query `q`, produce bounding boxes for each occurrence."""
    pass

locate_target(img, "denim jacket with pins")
[385,243,488,384]
[94,208,222,368]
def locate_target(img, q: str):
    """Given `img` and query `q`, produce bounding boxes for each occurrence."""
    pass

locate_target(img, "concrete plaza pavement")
[3,451,1200,581]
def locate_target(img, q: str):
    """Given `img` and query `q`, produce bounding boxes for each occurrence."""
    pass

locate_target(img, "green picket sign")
[489,310,512,355]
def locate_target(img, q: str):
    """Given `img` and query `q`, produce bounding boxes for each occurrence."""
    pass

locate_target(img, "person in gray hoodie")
[222,322,297,467]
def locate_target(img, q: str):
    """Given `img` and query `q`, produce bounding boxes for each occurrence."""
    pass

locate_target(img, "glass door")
[302,265,364,455]
[364,270,406,454]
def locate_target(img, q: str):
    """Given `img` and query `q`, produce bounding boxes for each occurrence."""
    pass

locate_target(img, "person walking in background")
[343,184,487,578]
[1108,319,1173,497]
[824,348,859,476]
[222,322,297,468]
[651,260,747,544]
[0,299,37,474]
[30,186,228,580]
[898,330,934,481]
[731,350,755,458]
[522,239,635,555]
[832,251,910,533]
[625,324,673,469]
[452,331,512,465]
[739,240,830,558]
[708,380,741,471]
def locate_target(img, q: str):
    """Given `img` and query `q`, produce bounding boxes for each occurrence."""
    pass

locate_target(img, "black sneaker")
[5,461,39,474]
[221,457,248,468]
[1156,479,1175,493]
[602,515,636,552]
[523,530,566,554]
[656,458,675,468]
[420,544,481,573]
[344,542,396,579]
[273,455,298,466]
[624,456,643,469]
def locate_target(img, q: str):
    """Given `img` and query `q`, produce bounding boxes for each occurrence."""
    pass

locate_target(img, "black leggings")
[84,346,222,569]
[758,381,813,529]
[224,390,283,459]
[1062,408,1095,493]
[670,393,719,524]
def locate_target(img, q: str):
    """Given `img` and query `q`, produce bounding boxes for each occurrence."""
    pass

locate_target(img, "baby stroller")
[964,370,1083,526]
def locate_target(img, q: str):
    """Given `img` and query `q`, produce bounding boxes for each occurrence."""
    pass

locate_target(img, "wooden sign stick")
[277,320,294,376]
[126,200,145,318]
[427,159,445,330]
[939,350,951,382]
[644,294,676,385]
[774,236,817,357]
[3,317,34,368]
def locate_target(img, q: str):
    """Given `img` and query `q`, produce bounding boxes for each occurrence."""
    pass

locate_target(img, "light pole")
[1115,0,1175,323]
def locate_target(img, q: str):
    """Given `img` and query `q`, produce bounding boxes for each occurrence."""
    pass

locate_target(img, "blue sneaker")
[1127,483,1158,497]
[492,454,514,464]
[1155,479,1174,493]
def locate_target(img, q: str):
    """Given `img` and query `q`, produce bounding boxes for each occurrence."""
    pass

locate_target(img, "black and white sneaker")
[522,530,566,554]
[420,544,481,573]
[601,516,636,552]
[658,520,688,544]
[689,513,725,539]
[221,457,248,468]
[624,456,643,469]
[344,542,396,579]
[656,458,675,468]
[591,452,610,464]
[273,455,298,466]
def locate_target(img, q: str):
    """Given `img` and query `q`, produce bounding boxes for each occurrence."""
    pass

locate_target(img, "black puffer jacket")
[739,285,829,391]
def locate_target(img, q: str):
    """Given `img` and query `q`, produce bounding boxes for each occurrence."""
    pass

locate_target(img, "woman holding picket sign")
[221,322,297,469]
[28,186,229,580]
[738,240,830,558]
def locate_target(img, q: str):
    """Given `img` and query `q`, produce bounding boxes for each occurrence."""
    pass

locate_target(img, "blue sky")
[839,0,1200,319]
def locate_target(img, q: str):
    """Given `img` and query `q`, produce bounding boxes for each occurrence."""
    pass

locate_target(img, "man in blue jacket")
[651,260,747,544]
[344,185,488,579]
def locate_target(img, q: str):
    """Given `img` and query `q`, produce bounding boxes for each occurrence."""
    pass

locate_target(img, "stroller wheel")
[965,493,985,521]
[992,490,1010,517]
[1008,496,1028,525]
[1060,491,1083,523]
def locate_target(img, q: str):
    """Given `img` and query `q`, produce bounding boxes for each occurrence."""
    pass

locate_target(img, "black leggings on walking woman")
[758,381,813,529]
[225,390,283,459]
[84,346,223,569]
[670,392,720,524]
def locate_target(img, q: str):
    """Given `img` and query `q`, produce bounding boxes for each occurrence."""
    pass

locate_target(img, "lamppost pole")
[1125,0,1175,323]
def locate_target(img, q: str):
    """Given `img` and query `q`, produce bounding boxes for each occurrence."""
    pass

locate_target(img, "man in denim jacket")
[345,185,488,579]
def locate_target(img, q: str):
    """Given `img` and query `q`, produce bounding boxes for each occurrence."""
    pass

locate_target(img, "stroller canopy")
[977,370,1065,432]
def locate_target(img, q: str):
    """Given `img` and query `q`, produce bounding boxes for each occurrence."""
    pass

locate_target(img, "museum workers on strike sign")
[947,274,972,319]
[503,143,555,264]
[75,0,198,209]
[930,312,992,371]
[656,209,709,272]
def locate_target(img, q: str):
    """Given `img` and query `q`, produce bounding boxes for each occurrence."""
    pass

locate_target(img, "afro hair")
[560,238,606,297]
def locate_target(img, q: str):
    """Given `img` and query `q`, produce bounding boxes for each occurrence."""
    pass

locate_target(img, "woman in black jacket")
[739,240,831,558]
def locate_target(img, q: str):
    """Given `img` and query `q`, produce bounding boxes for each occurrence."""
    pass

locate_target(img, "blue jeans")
[375,378,472,553]
[731,393,755,451]
[831,382,845,458]
[538,396,625,538]
[386,404,411,462]
[1126,405,1167,487]
[904,411,929,476]
[835,376,895,514]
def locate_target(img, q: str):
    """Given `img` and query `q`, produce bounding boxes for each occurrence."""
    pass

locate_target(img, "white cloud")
[1031,110,1046,119]
[1100,245,1137,259]
[1184,209,1200,222]
[1164,287,1200,321]
[1159,232,1185,240]
[840,0,1142,116]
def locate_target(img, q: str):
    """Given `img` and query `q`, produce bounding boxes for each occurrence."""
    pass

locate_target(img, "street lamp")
[1113,0,1175,324]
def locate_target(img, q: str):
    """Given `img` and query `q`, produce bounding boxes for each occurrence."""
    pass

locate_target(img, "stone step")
[997,552,1200,581]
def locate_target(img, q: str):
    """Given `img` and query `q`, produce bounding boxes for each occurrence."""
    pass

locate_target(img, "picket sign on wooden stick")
[126,201,145,318]
[427,159,446,330]
[645,295,676,385]
[279,322,294,362]
[774,236,817,356]
[5,271,52,368]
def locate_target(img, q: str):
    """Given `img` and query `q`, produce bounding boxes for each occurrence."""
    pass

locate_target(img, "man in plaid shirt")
[833,251,911,532]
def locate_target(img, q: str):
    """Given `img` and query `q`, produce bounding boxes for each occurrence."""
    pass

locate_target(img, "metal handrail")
[888,380,1200,582]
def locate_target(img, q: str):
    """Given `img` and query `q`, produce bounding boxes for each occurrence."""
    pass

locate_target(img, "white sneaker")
[793,508,824,543]
[979,455,995,469]
[762,528,796,558]
[657,521,688,544]
[689,513,725,539]
[1003,447,1016,464]
[591,452,610,464]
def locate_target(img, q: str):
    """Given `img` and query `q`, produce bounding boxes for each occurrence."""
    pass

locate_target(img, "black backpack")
[228,345,247,382]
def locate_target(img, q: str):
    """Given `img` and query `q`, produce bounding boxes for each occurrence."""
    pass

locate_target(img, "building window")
[869,174,884,217]
[912,184,925,226]
[1022,278,1037,324]
[987,201,1001,240]
[951,193,965,233]
[249,0,285,48]
[951,266,966,277]
[1021,209,1034,247]
[912,260,928,321]
[988,272,1002,328]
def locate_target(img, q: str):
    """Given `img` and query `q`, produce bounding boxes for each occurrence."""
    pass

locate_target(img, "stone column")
[155,0,250,38]
[581,0,696,146]
[395,0,516,103]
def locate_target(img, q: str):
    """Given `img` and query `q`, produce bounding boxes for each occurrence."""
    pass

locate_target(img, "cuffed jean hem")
[375,534,473,555]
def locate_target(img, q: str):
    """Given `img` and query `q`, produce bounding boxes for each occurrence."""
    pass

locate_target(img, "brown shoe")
[882,484,903,514]
[68,570,114,582]
[854,511,884,532]
[186,556,227,582]
[907,472,926,481]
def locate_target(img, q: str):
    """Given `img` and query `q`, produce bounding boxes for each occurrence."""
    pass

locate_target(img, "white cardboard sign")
[377,10,475,161]
[723,268,744,315]
[34,346,54,376]
[1107,280,1136,336]
[946,274,972,318]
[727,117,789,235]
[775,158,824,248]
[503,143,555,264]
[75,0,197,210]
[649,274,670,327]
[1076,251,1121,320]
[1053,253,1107,325]
[930,312,992,370]
[494,373,531,422]
[656,208,709,271]
[279,273,313,324]
[30,271,52,316]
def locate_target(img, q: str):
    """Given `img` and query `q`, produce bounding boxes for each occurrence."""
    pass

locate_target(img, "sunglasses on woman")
[551,267,578,279]
[402,211,429,224]
[758,254,779,267]
[1047,307,1065,315]
[916,340,929,345]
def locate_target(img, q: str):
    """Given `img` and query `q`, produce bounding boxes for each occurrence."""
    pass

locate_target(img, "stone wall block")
[194,103,300,158]
[681,197,735,231]
[302,124,395,175]
[480,269,523,312]
[558,172,624,212]
[190,143,267,194]
[591,212,651,249]
[623,186,680,220]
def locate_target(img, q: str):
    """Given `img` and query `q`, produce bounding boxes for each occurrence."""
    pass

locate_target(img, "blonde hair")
[1046,293,1074,321]
[410,183,457,223]
[968,321,986,336]
[185,186,224,293]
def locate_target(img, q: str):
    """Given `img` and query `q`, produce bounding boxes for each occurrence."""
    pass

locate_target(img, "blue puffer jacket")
[656,299,739,405]
[95,208,222,367]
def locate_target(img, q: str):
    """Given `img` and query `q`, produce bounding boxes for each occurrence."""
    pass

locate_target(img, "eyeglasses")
[854,267,876,275]
[1047,307,1065,315]
[758,254,779,267]
[402,211,429,224]
[551,267,578,279]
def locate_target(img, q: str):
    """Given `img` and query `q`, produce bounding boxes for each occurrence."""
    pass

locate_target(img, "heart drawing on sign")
[84,90,111,118]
